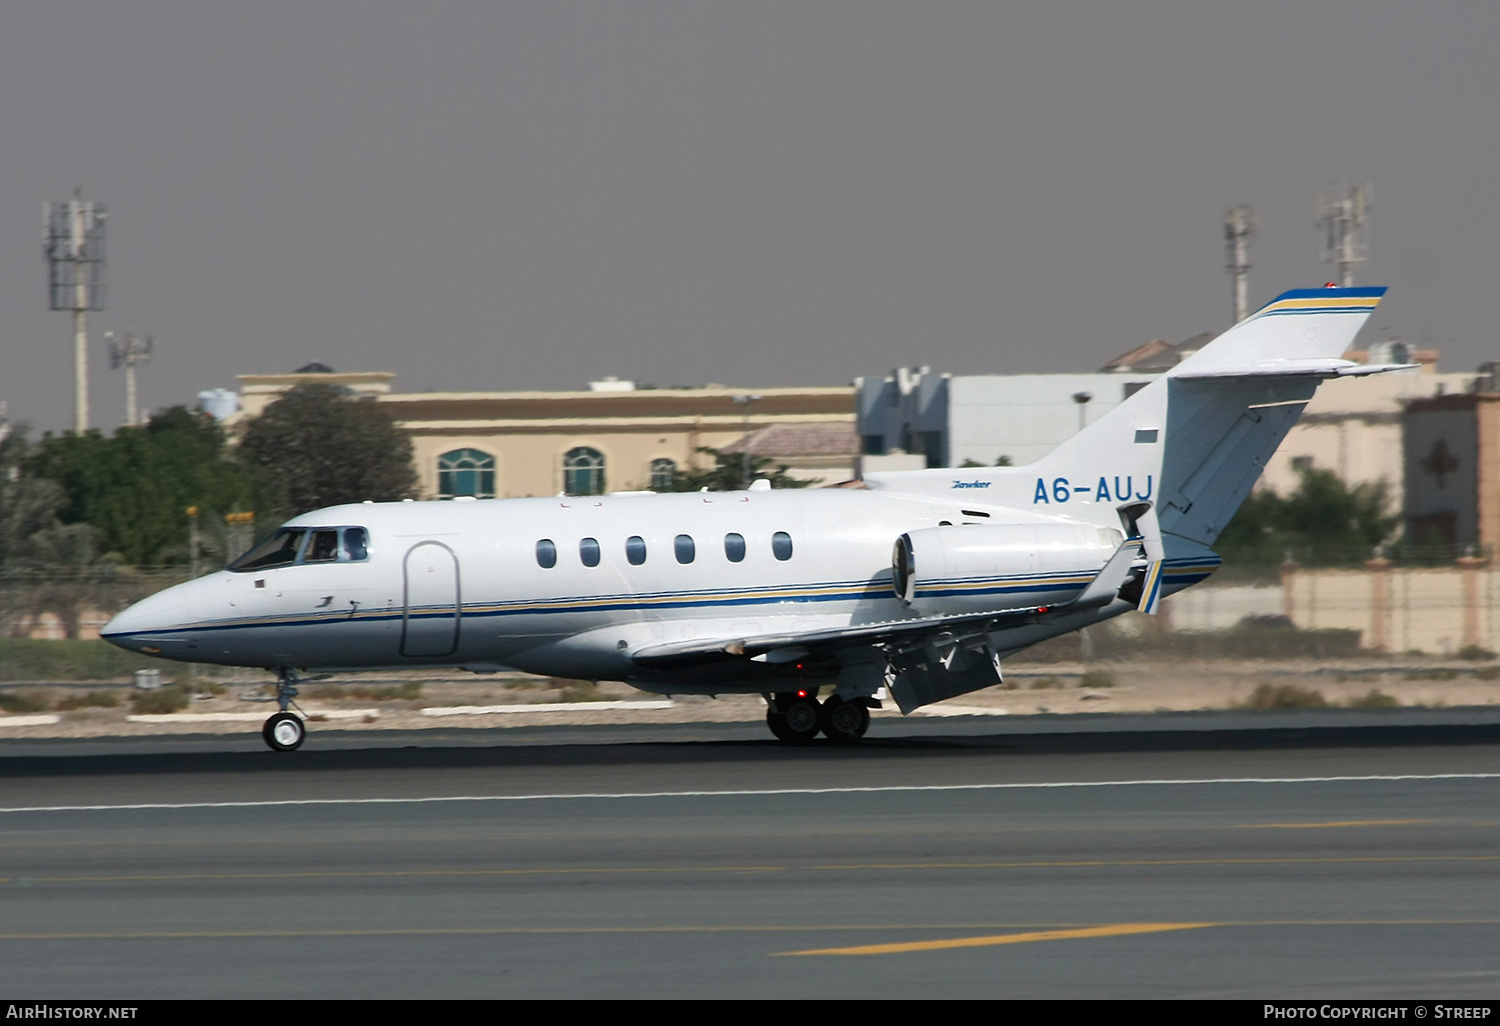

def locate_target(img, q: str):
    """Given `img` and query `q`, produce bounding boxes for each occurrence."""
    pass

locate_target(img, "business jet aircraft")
[104,286,1395,751]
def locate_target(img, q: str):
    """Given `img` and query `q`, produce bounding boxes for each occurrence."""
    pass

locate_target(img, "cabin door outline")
[401,541,461,657]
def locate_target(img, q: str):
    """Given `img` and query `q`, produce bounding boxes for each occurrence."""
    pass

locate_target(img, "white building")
[856,339,1477,514]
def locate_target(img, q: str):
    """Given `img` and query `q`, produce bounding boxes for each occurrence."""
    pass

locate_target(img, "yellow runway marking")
[782,922,1219,956]
[1236,819,1430,829]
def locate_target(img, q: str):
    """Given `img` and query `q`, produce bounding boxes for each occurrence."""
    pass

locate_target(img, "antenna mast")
[1316,183,1371,287]
[1224,205,1257,324]
[44,192,106,433]
[107,331,153,426]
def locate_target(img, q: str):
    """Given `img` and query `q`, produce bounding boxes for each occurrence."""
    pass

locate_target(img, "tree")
[1215,463,1398,566]
[238,384,418,518]
[0,426,70,568]
[0,425,111,637]
[663,447,812,492]
[27,407,254,566]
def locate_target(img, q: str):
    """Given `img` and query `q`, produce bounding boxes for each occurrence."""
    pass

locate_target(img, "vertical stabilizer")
[866,287,1389,559]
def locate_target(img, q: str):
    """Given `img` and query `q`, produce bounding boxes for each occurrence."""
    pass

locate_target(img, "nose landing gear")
[262,668,306,752]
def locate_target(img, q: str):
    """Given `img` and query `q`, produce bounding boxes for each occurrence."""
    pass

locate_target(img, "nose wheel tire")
[820,696,870,743]
[263,712,306,752]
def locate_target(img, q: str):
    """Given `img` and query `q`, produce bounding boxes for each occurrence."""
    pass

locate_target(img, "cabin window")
[229,529,306,572]
[674,534,695,564]
[343,528,369,561]
[564,447,606,496]
[438,448,496,499]
[650,458,676,490]
[580,537,601,567]
[724,533,746,562]
[305,529,340,562]
[772,531,793,561]
[625,535,647,566]
[536,539,557,569]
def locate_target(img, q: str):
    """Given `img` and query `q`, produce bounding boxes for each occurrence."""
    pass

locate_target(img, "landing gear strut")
[262,668,306,752]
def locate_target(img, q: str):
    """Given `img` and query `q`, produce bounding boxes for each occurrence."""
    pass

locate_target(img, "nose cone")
[102,585,196,659]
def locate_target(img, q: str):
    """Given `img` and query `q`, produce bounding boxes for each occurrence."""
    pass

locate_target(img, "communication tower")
[44,192,107,433]
[106,331,153,426]
[1223,205,1257,324]
[1316,183,1371,287]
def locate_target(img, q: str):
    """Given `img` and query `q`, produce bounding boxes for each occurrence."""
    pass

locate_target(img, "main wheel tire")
[778,695,822,744]
[820,696,870,743]
[263,712,306,752]
[766,709,793,741]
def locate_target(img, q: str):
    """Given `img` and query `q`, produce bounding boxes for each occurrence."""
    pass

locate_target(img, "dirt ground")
[2,658,1499,740]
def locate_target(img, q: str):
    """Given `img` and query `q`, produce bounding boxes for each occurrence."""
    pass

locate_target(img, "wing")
[630,537,1146,671]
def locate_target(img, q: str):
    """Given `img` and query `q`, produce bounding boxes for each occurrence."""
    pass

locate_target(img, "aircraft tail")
[867,286,1391,557]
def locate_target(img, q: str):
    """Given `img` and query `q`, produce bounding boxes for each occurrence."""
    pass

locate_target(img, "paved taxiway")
[2,712,1499,998]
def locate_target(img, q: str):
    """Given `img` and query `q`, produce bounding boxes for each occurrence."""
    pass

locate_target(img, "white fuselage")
[102,488,1130,688]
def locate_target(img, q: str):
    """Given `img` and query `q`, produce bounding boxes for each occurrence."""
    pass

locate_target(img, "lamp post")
[1072,392,1093,434]
[732,394,761,489]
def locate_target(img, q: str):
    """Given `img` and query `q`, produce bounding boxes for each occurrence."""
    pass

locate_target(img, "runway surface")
[3,712,1499,998]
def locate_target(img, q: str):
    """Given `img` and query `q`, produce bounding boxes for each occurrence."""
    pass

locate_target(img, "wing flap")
[629,603,1046,670]
[631,535,1149,670]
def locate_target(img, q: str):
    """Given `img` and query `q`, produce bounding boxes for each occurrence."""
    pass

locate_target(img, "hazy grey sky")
[2,2,1496,433]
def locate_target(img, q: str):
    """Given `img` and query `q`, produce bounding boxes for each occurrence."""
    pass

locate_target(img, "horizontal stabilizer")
[1174,358,1417,381]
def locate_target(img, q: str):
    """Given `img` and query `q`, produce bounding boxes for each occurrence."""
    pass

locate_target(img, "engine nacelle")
[892,522,1122,615]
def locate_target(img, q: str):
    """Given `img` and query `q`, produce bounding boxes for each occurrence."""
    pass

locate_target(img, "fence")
[0,567,193,641]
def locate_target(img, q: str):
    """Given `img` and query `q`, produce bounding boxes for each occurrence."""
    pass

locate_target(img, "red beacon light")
[1324,282,1340,288]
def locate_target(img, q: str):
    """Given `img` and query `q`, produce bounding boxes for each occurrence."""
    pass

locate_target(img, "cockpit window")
[343,528,369,561]
[229,529,306,571]
[229,525,370,571]
[306,529,340,563]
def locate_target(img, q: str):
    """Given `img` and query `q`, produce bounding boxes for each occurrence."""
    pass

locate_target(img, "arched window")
[625,535,647,566]
[563,447,606,496]
[674,534,695,564]
[650,458,677,491]
[438,448,495,499]
[724,533,746,562]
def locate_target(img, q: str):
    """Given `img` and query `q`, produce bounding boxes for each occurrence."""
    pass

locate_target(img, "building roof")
[1099,332,1216,372]
[719,423,860,457]
[378,386,854,425]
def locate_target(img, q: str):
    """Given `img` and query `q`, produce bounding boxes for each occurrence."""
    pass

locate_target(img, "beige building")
[229,370,857,497]
[1402,390,1500,553]
[1258,354,1473,509]
[234,365,396,418]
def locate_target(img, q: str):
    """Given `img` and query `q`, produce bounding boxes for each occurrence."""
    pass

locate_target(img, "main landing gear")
[765,691,872,745]
[262,668,306,752]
